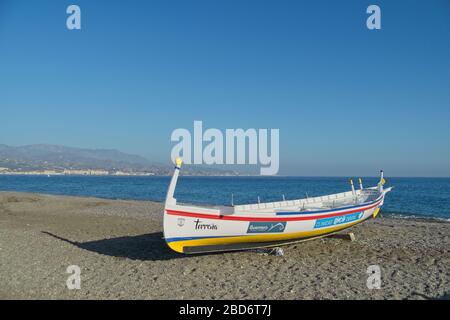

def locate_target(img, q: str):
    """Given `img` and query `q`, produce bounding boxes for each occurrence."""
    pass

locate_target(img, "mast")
[165,157,183,206]
[349,179,356,196]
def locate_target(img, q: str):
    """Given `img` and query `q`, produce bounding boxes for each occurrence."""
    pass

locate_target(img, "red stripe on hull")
[165,199,382,222]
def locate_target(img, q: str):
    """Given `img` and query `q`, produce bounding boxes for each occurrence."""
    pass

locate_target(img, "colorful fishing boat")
[163,158,392,254]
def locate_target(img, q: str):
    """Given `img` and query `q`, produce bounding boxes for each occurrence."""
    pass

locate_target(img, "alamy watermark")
[366,5,381,30]
[66,5,81,30]
[366,265,381,289]
[171,121,279,175]
[65,5,380,31]
[66,265,81,290]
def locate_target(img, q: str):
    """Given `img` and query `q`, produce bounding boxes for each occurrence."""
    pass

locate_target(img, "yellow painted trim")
[176,157,183,168]
[373,208,380,218]
[167,219,364,253]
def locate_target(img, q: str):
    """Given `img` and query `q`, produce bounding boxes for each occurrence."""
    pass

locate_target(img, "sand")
[0,191,449,300]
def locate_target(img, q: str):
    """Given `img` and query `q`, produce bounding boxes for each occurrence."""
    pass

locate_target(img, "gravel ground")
[0,191,449,300]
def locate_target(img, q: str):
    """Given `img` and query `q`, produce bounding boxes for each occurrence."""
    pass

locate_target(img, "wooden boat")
[163,158,392,254]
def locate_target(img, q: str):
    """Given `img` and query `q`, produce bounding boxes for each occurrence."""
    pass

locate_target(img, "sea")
[0,175,449,221]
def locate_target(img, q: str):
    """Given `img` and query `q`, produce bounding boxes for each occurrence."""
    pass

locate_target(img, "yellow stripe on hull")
[372,207,380,218]
[167,219,365,253]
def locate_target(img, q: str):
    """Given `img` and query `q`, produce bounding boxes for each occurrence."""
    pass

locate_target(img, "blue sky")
[1,0,449,176]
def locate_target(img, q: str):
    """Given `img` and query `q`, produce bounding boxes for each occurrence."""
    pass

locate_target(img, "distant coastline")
[0,144,239,176]
[0,168,240,177]
[0,168,156,176]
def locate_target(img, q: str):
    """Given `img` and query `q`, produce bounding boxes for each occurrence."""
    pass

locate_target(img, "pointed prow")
[378,170,385,192]
[165,157,183,206]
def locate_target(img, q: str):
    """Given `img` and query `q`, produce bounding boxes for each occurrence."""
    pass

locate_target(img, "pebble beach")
[0,191,449,300]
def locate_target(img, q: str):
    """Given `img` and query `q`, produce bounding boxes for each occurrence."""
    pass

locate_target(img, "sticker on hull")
[314,211,364,229]
[247,222,287,233]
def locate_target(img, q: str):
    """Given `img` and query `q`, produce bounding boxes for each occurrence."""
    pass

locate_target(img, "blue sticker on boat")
[314,212,364,229]
[247,222,287,233]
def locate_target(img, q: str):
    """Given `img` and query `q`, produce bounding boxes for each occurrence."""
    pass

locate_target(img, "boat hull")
[164,198,383,254]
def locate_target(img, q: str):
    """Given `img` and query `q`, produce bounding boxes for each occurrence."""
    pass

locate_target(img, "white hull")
[162,159,391,254]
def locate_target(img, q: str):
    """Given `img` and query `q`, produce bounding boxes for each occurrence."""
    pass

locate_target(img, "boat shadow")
[42,231,186,261]
[436,292,450,300]
[406,291,450,300]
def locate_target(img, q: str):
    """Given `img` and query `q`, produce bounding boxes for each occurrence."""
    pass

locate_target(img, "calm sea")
[0,175,449,221]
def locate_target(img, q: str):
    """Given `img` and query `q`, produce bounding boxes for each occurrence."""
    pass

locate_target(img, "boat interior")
[175,187,382,215]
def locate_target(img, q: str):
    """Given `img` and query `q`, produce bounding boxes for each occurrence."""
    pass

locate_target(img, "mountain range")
[0,144,237,175]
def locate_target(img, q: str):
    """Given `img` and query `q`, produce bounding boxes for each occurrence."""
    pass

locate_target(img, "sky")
[0,0,449,176]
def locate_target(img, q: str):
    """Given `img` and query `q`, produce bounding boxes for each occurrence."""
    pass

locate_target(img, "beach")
[0,191,449,300]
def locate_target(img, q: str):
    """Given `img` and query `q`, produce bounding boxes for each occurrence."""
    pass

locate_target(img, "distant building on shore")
[63,169,109,176]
